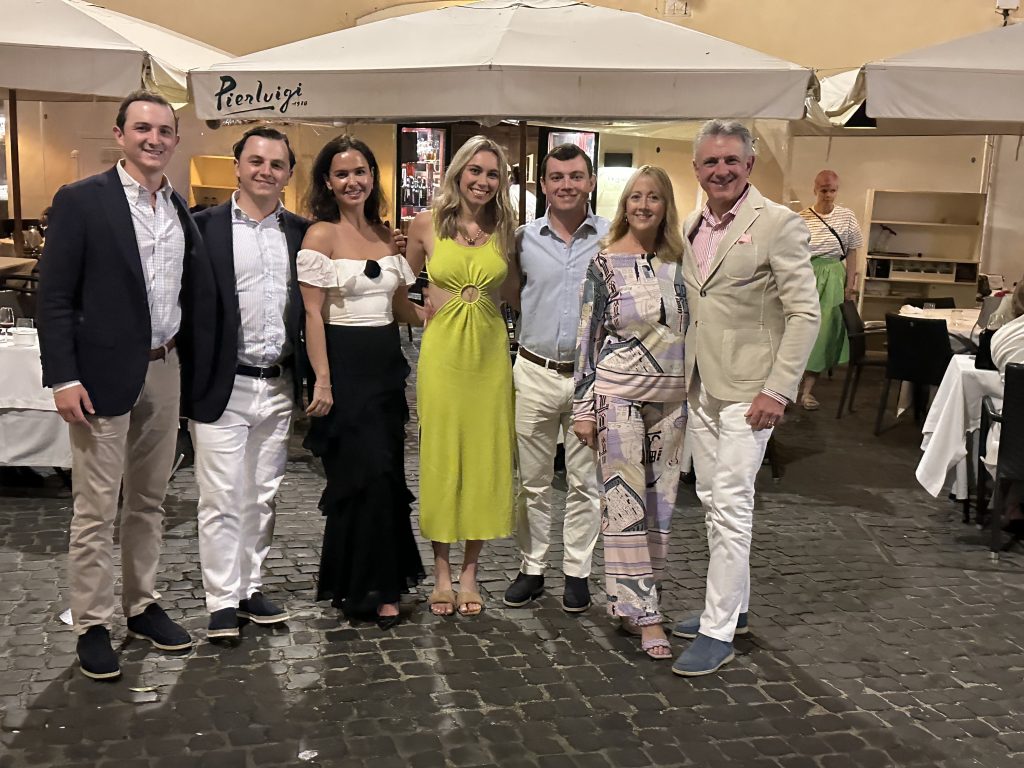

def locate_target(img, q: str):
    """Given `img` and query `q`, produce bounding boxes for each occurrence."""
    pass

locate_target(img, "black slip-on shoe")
[77,626,121,680]
[126,603,193,651]
[237,592,289,624]
[502,572,544,607]
[562,575,592,613]
[207,608,240,640]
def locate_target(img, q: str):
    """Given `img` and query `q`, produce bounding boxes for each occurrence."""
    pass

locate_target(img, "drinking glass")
[15,318,34,329]
[0,307,14,339]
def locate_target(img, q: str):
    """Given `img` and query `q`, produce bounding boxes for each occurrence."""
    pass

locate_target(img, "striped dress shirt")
[116,161,185,349]
[230,194,291,367]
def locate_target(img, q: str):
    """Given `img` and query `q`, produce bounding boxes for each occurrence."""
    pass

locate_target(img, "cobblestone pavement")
[1,333,1023,768]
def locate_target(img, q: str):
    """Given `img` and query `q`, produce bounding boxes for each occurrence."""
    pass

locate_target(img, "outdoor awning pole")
[9,89,24,258]
[518,120,527,226]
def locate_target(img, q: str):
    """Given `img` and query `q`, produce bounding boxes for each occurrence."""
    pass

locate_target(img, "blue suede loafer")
[671,633,735,677]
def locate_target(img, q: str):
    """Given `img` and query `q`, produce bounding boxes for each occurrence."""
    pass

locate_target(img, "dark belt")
[149,338,176,361]
[236,363,282,379]
[518,346,574,375]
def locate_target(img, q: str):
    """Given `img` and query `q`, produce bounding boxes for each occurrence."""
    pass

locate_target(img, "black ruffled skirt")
[306,323,424,615]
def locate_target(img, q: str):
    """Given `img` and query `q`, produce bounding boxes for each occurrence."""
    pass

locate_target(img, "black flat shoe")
[502,572,544,607]
[376,613,402,630]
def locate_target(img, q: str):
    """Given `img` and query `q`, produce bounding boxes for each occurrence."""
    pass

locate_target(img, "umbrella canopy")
[190,0,814,123]
[864,22,1024,131]
[0,0,229,102]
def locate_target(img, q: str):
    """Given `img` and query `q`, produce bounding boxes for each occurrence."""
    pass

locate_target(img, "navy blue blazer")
[184,201,310,423]
[37,166,217,418]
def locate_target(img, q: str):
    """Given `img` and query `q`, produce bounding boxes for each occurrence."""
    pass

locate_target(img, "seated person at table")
[991,280,1024,373]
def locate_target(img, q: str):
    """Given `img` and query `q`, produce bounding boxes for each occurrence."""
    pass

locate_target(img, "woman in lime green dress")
[406,136,517,617]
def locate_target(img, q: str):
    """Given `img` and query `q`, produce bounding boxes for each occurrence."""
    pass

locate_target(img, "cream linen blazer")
[683,185,820,404]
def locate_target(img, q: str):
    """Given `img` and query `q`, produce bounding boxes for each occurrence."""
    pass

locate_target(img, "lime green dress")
[416,236,515,543]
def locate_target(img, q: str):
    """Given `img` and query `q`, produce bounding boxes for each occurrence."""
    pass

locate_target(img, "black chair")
[904,296,956,309]
[836,300,887,418]
[977,363,1024,557]
[874,313,953,435]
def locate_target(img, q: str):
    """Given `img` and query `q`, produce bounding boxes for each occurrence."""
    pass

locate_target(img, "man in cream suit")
[672,120,819,677]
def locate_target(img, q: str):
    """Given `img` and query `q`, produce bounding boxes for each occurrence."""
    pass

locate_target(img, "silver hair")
[693,120,755,159]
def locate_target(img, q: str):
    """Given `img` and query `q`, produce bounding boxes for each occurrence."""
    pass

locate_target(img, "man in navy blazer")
[38,91,217,680]
[184,126,309,641]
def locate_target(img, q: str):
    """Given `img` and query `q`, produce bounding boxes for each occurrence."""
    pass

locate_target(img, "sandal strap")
[641,638,671,651]
[429,588,456,605]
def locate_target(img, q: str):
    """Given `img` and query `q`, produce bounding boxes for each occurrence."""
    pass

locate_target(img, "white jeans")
[513,355,602,578]
[190,373,293,613]
[688,381,772,642]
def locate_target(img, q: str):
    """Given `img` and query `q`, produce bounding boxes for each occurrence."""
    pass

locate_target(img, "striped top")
[573,251,688,422]
[798,205,863,261]
[230,194,291,367]
[691,185,751,282]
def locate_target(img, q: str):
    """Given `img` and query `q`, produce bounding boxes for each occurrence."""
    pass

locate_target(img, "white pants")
[513,355,602,578]
[688,381,772,642]
[190,373,293,613]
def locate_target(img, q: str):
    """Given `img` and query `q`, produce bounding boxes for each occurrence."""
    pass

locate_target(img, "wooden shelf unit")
[858,190,985,319]
[188,155,297,210]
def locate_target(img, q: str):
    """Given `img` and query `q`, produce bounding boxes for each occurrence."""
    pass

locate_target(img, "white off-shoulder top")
[297,249,417,327]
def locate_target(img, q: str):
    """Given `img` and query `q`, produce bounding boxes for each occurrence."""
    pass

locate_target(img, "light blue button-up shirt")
[516,207,609,362]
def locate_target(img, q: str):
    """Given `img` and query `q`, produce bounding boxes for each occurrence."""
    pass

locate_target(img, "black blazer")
[185,201,310,423]
[37,166,217,418]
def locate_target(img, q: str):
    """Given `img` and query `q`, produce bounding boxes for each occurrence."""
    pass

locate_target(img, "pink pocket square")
[737,234,753,244]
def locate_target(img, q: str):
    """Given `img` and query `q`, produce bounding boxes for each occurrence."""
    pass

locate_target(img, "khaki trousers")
[68,349,181,634]
[513,354,601,578]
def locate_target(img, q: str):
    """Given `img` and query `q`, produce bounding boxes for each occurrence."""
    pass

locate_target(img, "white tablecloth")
[899,306,981,344]
[0,341,72,467]
[916,354,1002,499]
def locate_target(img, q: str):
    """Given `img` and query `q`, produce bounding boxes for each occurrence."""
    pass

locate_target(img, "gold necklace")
[460,223,486,245]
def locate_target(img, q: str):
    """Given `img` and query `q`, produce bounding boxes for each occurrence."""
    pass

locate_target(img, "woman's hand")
[306,383,334,417]
[572,420,598,450]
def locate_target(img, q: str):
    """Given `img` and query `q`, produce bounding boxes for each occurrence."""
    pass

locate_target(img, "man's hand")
[54,384,95,426]
[745,393,784,431]
[572,420,598,450]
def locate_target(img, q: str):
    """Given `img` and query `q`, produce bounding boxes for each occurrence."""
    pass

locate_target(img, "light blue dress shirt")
[516,208,610,363]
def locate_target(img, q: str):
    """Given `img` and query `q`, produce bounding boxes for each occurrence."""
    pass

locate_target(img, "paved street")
[1,334,1023,768]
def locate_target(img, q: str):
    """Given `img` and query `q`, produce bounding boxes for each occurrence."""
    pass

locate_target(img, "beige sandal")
[619,617,643,636]
[456,590,484,616]
[429,588,456,617]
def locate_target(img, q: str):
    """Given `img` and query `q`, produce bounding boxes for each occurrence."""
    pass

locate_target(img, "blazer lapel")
[100,166,146,290]
[682,211,701,286]
[213,204,239,320]
[701,194,761,287]
[282,212,304,342]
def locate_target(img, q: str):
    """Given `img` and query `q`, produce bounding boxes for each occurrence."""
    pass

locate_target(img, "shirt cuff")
[761,388,789,406]
[52,380,82,393]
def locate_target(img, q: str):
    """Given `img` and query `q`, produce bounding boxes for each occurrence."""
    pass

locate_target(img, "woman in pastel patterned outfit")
[405,136,518,618]
[299,136,426,630]
[572,166,688,660]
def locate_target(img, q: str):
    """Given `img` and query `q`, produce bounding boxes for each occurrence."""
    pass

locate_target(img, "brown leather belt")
[149,338,176,361]
[518,346,574,375]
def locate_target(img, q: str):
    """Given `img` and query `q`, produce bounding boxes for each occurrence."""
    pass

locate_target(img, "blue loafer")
[672,611,749,640]
[671,633,735,677]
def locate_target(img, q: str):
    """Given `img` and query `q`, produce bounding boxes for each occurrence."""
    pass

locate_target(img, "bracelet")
[314,384,332,390]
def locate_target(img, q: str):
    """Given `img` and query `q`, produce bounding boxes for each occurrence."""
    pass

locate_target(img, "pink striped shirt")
[689,185,751,282]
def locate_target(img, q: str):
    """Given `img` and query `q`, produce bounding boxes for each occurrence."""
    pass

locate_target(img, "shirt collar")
[700,183,751,228]
[537,205,599,238]
[231,191,283,226]
[117,160,173,202]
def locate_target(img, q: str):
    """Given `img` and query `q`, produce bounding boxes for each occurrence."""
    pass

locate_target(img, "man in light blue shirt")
[503,144,609,613]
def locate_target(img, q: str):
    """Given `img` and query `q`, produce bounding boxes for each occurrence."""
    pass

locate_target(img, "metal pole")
[518,120,527,226]
[9,90,24,258]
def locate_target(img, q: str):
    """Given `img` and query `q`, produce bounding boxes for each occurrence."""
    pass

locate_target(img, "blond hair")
[432,135,516,259]
[601,165,685,262]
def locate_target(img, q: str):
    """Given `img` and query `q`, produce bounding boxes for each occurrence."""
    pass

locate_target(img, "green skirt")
[806,256,849,373]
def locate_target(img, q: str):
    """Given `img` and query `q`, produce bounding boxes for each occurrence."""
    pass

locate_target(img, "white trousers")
[190,373,293,613]
[513,355,602,578]
[688,381,772,642]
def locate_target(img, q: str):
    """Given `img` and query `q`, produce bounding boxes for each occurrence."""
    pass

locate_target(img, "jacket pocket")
[723,328,773,383]
[723,243,760,281]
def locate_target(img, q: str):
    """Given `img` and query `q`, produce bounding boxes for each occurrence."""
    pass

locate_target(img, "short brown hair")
[115,90,178,133]
[540,143,593,179]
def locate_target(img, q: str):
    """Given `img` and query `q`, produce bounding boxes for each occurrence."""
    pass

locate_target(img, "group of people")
[37,89,822,683]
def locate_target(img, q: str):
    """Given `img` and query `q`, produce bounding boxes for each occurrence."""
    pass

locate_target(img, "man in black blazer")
[184,126,309,641]
[38,91,217,680]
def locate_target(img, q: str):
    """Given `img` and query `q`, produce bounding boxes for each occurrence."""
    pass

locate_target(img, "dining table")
[916,354,1002,501]
[0,254,38,278]
[0,336,72,468]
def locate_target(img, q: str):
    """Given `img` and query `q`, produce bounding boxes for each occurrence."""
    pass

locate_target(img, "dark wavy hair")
[305,135,386,224]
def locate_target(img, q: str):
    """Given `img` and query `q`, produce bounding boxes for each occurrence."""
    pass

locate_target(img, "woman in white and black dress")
[299,135,425,629]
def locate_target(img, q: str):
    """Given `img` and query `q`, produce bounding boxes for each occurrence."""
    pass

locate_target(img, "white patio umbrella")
[864,22,1024,133]
[0,0,230,254]
[189,0,814,123]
